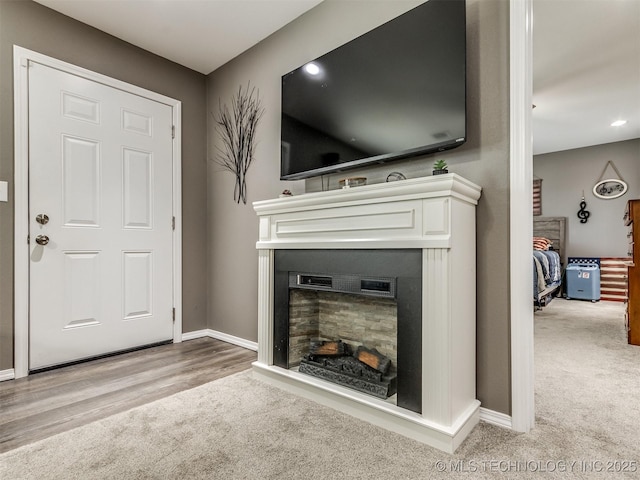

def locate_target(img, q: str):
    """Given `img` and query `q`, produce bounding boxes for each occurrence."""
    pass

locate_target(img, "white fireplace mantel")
[252,174,482,453]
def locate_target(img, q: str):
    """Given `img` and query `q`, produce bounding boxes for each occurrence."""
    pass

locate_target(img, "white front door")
[28,61,175,370]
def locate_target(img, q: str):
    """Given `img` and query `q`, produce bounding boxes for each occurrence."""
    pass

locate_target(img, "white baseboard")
[479,407,513,429]
[181,329,210,342]
[0,369,15,382]
[181,329,258,352]
[209,330,258,351]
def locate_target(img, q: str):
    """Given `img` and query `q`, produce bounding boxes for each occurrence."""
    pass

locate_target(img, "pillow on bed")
[533,237,552,250]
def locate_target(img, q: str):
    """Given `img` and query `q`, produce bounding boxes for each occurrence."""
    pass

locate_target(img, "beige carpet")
[1,299,639,479]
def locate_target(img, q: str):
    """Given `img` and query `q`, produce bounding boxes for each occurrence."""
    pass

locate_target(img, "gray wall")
[206,0,512,414]
[0,0,208,371]
[534,139,640,257]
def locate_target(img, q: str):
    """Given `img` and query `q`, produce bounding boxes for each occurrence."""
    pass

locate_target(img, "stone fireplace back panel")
[288,289,398,368]
[274,249,422,413]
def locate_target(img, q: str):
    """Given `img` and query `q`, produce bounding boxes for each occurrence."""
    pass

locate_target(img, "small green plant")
[433,159,448,171]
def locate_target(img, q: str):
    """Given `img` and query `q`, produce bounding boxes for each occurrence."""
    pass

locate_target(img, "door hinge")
[171,125,175,139]
[27,234,30,244]
[172,216,176,230]
[172,307,176,323]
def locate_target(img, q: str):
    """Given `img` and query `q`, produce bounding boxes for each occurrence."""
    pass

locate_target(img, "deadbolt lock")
[36,214,49,225]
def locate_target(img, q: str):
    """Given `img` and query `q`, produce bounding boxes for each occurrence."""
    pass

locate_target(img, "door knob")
[35,235,49,246]
[36,214,49,225]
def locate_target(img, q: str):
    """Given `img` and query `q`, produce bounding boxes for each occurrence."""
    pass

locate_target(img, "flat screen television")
[280,0,466,180]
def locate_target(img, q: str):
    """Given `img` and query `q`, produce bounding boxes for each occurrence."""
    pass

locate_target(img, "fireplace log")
[298,356,397,399]
[354,346,390,374]
[309,340,350,357]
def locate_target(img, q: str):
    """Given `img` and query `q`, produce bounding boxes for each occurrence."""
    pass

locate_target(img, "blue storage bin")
[565,259,600,302]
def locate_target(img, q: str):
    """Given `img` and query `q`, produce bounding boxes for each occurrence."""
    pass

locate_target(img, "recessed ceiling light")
[304,63,320,75]
[611,120,627,127]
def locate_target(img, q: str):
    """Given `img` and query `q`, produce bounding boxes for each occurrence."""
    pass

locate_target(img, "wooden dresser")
[624,200,640,345]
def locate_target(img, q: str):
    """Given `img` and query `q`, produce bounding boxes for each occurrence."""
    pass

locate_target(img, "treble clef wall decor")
[577,194,590,224]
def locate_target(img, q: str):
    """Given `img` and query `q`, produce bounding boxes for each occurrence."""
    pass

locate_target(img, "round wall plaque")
[593,179,628,199]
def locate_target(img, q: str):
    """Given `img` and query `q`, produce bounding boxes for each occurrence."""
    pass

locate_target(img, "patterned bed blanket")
[533,250,562,302]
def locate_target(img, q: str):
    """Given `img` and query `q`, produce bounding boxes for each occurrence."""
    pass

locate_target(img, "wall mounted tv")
[280,0,466,180]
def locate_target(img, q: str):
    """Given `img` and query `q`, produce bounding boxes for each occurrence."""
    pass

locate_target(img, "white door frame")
[13,46,183,378]
[509,0,535,432]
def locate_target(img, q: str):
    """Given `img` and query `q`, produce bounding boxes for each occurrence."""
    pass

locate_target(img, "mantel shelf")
[254,173,481,216]
[254,174,481,251]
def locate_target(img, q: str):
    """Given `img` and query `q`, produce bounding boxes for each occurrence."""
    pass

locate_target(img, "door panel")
[62,135,101,227]
[123,148,153,228]
[28,62,174,370]
[122,251,153,319]
[63,251,101,329]
[61,91,100,124]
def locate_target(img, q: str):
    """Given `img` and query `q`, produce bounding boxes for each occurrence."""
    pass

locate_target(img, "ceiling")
[533,0,640,155]
[34,0,323,75]
[35,0,640,156]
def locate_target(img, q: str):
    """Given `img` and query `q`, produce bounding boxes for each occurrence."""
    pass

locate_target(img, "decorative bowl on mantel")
[339,177,367,189]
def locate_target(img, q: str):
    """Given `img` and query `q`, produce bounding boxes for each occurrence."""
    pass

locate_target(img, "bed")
[533,248,562,308]
[533,217,566,308]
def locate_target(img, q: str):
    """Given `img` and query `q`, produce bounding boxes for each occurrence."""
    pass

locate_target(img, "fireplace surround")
[274,248,422,412]
[253,174,482,453]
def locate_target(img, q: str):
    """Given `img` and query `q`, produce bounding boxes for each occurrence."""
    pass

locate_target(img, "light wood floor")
[0,337,257,453]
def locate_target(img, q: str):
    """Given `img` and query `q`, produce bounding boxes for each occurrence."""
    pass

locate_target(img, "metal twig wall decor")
[213,83,264,204]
